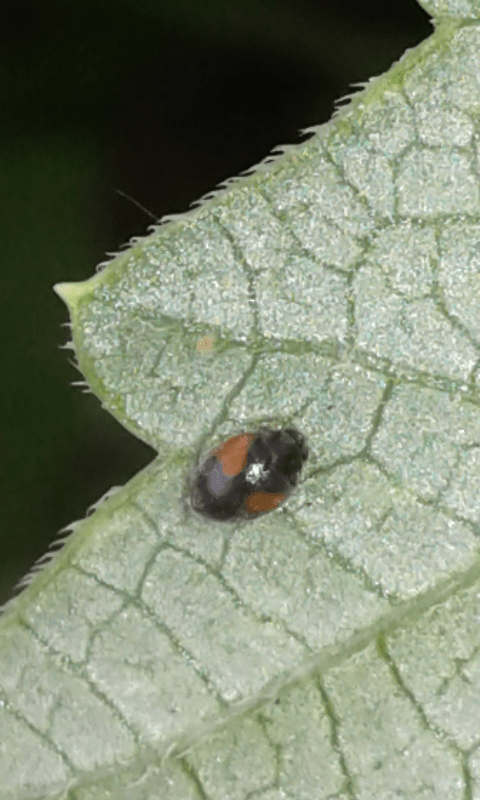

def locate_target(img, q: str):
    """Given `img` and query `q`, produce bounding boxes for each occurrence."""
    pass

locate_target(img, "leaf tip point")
[53,280,93,312]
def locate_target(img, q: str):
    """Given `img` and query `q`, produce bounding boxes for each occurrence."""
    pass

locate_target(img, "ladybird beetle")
[189,426,308,521]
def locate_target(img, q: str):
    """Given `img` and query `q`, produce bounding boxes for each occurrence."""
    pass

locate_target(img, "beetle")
[189,426,308,521]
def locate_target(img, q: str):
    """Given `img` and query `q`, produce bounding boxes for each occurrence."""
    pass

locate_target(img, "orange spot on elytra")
[211,433,255,476]
[243,491,285,513]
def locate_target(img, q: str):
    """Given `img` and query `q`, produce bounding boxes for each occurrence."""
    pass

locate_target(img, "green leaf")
[3,8,480,800]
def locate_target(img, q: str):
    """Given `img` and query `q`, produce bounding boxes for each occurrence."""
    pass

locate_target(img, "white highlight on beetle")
[245,462,269,485]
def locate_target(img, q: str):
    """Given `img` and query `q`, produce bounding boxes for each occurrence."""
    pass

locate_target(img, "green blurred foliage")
[0,0,430,603]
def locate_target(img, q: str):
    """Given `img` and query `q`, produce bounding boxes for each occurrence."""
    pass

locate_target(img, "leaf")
[3,7,480,800]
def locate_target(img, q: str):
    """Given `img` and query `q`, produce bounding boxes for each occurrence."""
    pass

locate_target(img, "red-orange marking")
[211,433,255,477]
[243,491,285,513]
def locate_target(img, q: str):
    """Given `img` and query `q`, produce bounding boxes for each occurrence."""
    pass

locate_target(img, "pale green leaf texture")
[3,11,480,800]
[419,0,480,19]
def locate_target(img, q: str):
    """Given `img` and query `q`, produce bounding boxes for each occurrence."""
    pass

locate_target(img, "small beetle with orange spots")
[189,427,308,521]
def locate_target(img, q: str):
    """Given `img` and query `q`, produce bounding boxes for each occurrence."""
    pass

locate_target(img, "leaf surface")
[3,8,480,800]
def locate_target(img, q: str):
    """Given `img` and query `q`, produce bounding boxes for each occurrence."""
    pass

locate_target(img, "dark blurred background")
[0,0,431,605]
